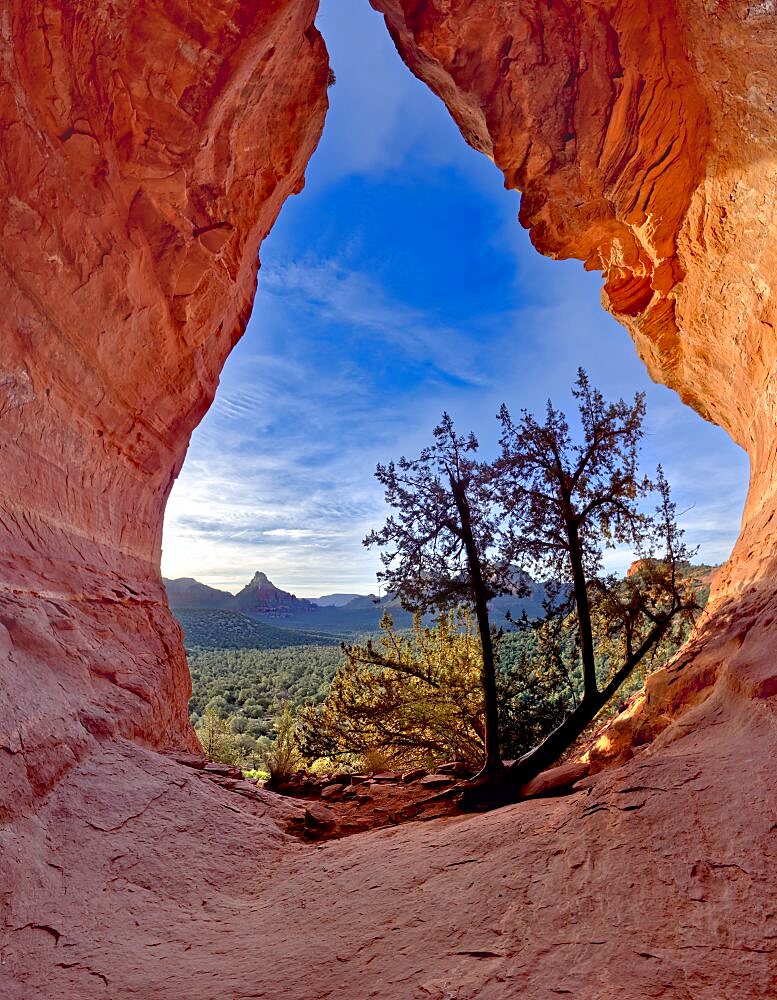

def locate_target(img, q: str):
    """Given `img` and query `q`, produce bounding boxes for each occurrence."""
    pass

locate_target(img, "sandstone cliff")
[0,0,328,817]
[1,1,775,996]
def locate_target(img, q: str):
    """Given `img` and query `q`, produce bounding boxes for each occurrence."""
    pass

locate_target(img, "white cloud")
[163,252,749,593]
[161,0,749,596]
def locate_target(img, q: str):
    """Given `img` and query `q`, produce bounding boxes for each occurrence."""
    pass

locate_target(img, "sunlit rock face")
[371,0,777,750]
[0,0,328,818]
[371,0,775,444]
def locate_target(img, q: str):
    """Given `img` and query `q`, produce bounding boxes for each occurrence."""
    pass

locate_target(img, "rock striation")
[0,0,329,819]
[1,1,776,997]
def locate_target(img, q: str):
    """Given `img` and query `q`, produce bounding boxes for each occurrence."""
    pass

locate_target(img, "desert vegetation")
[189,643,345,770]
[308,372,698,791]
[189,373,706,793]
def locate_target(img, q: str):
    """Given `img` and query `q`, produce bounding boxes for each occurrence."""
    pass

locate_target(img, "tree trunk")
[451,479,502,775]
[473,586,502,775]
[565,517,598,701]
[508,614,672,789]
[508,694,604,787]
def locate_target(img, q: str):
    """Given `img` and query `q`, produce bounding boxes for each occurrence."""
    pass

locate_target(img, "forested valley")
[184,564,713,775]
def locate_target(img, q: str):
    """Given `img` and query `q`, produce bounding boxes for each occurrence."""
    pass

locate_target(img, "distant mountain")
[312,593,364,607]
[232,571,315,618]
[165,571,321,620]
[166,569,547,637]
[163,577,233,611]
[489,574,547,621]
[169,563,718,645]
[270,592,414,635]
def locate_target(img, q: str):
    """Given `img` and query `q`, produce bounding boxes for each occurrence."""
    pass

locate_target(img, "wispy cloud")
[161,0,749,596]
[163,250,748,591]
[260,257,492,390]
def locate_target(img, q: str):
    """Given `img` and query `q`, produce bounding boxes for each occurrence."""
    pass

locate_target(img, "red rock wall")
[2,4,777,996]
[0,0,328,818]
[371,0,777,756]
[371,0,775,449]
[1,0,774,815]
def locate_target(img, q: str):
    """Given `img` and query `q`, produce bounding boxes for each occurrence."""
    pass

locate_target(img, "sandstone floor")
[3,688,774,1000]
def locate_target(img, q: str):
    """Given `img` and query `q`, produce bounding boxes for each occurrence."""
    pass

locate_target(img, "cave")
[1,1,775,996]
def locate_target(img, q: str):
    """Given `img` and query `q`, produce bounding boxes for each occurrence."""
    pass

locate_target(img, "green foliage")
[298,611,486,769]
[496,629,579,759]
[497,558,710,755]
[296,612,585,767]
[193,700,304,777]
[188,643,345,727]
[497,374,698,705]
[243,767,270,782]
[195,708,240,765]
[265,706,304,784]
[358,377,702,778]
[188,642,344,770]
[188,574,711,774]
[365,411,522,772]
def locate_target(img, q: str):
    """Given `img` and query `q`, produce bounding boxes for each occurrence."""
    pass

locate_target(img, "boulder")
[322,774,351,789]
[418,774,455,788]
[303,803,337,832]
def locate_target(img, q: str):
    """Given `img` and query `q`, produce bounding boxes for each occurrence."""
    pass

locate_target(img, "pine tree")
[364,414,519,776]
[497,370,699,786]
[195,707,238,765]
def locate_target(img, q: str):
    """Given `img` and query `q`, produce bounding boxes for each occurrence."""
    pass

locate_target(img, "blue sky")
[161,0,749,597]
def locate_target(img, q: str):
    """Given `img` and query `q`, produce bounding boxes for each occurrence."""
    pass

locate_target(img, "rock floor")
[2,688,775,999]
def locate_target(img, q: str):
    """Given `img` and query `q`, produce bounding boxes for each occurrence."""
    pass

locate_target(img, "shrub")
[265,706,304,785]
[195,707,240,765]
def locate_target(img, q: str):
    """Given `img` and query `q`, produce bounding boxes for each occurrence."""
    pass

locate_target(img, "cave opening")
[162,0,748,606]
